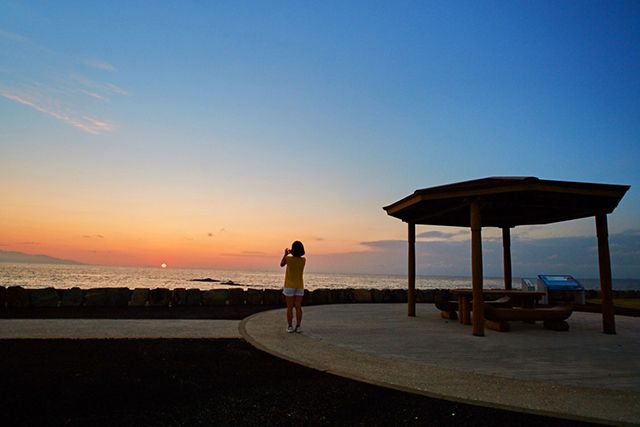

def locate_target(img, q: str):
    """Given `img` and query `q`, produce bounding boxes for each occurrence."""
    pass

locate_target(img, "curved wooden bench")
[484,304,573,332]
[435,291,458,320]
[484,296,513,308]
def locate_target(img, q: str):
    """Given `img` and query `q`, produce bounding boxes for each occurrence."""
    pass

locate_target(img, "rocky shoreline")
[2,285,639,309]
[2,286,639,320]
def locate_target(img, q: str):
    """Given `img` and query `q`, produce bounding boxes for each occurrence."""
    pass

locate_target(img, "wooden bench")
[435,292,459,320]
[484,304,573,332]
[436,294,514,321]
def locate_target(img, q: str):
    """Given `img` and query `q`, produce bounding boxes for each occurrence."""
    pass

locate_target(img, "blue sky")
[1,1,639,278]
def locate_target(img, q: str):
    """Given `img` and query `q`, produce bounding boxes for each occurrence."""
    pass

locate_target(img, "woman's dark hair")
[291,241,305,257]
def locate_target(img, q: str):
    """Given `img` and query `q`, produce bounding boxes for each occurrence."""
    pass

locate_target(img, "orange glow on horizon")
[0,195,393,270]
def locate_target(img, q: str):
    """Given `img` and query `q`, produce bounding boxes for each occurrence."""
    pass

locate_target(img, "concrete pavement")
[0,319,242,339]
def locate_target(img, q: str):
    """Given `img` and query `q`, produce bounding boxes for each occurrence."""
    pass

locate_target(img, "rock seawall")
[0,286,638,308]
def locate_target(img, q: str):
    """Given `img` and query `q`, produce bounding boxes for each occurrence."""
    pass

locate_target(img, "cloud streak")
[0,29,125,135]
[0,89,116,134]
[312,230,640,279]
[82,58,116,72]
[417,230,467,240]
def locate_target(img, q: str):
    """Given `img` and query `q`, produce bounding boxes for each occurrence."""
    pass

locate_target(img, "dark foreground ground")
[0,339,602,427]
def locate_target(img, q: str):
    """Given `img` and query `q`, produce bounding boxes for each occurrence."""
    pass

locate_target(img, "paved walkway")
[0,319,241,339]
[240,304,640,426]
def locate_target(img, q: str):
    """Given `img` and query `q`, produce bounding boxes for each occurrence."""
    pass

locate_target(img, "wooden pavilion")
[383,177,630,336]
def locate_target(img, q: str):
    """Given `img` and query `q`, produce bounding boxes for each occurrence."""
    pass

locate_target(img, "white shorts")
[282,288,304,297]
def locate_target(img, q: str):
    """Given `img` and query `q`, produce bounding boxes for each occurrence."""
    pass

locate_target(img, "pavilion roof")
[383,176,630,228]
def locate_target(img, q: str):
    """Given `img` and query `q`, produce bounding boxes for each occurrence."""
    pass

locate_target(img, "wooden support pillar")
[596,213,615,334]
[470,202,484,336]
[408,222,416,317]
[502,227,512,290]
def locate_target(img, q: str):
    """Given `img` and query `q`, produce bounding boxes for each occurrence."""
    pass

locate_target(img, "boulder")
[202,289,229,306]
[108,288,131,306]
[129,288,149,306]
[171,288,187,306]
[84,288,131,306]
[83,288,110,306]
[60,287,84,306]
[331,288,355,304]
[148,288,171,306]
[302,290,313,306]
[416,289,434,303]
[370,289,387,303]
[6,286,29,307]
[330,288,342,303]
[352,289,373,303]
[382,289,395,302]
[28,287,60,307]
[263,289,283,306]
[227,289,245,305]
[390,289,407,303]
[245,289,263,305]
[311,288,332,305]
[185,289,202,306]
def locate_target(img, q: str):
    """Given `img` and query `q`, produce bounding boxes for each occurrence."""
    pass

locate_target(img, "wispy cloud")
[207,228,227,238]
[81,90,107,101]
[0,29,55,55]
[417,230,467,240]
[82,234,104,239]
[0,89,116,134]
[104,82,128,96]
[311,230,640,278]
[71,75,129,99]
[82,58,116,72]
[221,251,270,257]
[0,28,126,135]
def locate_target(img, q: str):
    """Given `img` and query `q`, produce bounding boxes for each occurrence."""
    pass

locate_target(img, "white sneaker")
[294,325,303,334]
[287,326,294,333]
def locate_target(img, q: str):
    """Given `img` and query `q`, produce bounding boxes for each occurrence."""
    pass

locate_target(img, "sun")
[161,263,168,269]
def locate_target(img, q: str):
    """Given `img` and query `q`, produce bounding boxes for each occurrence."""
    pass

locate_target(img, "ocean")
[1,263,639,291]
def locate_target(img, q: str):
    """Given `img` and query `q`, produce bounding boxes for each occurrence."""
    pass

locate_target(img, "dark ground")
[0,338,603,427]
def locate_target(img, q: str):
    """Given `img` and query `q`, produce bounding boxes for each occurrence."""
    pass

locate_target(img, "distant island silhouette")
[0,250,81,265]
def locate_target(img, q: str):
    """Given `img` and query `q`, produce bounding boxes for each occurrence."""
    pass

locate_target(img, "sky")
[1,1,639,278]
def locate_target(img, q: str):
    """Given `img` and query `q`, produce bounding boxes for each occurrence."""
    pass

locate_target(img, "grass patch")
[586,298,640,309]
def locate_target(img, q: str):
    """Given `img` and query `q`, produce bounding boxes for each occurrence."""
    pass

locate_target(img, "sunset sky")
[1,1,639,277]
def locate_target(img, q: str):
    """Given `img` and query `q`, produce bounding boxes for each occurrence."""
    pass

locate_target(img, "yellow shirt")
[284,256,306,289]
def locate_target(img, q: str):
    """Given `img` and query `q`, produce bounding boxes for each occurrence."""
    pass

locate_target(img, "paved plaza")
[241,304,640,426]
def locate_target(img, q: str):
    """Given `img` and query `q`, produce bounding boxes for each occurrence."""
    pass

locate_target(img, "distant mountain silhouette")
[0,250,81,265]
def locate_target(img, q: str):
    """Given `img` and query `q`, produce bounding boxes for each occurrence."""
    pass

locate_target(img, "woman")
[280,241,306,333]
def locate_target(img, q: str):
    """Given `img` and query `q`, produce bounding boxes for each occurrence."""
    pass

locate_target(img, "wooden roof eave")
[384,182,629,220]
